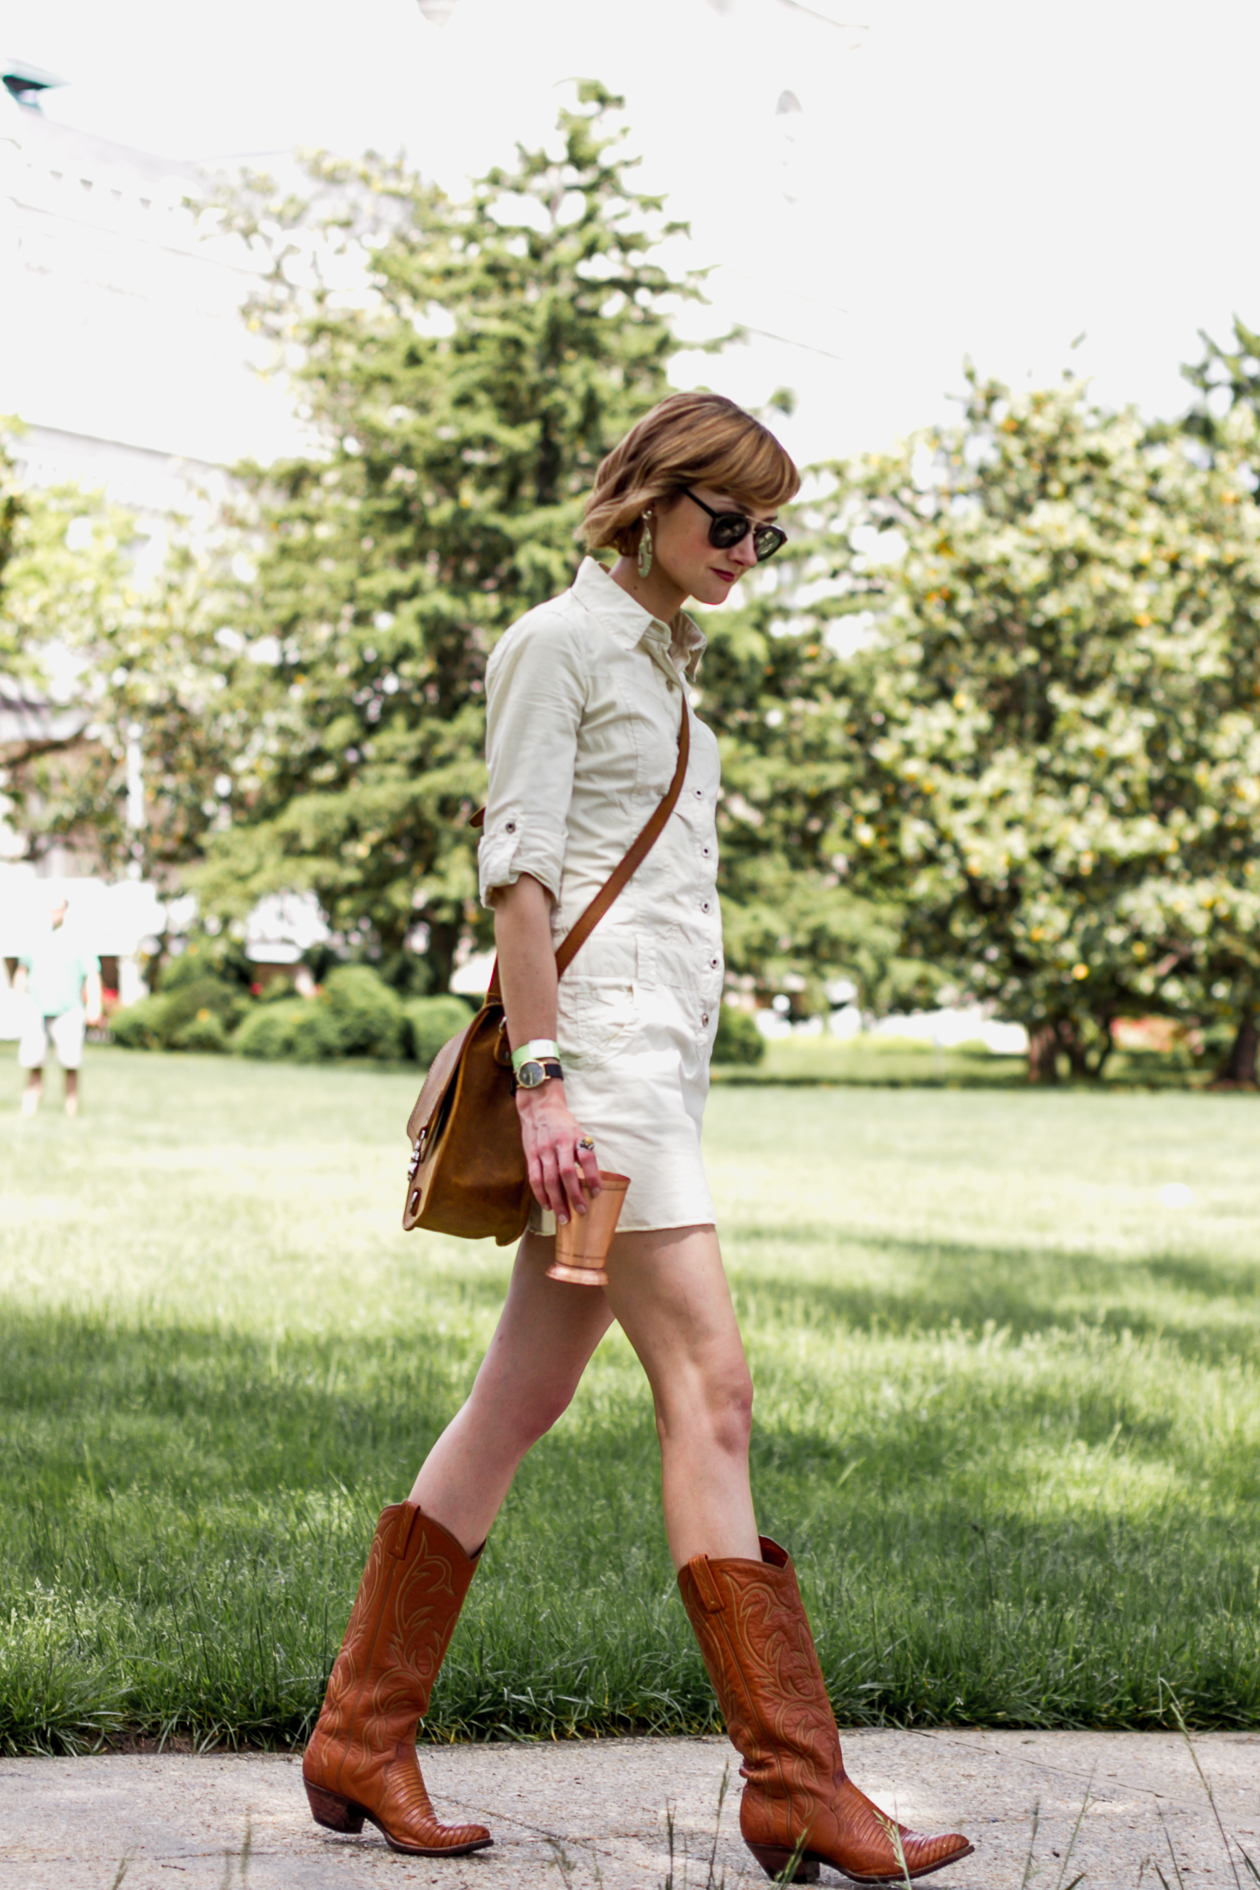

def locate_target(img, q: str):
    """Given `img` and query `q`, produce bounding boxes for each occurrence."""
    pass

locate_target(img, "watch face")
[517,1060,546,1089]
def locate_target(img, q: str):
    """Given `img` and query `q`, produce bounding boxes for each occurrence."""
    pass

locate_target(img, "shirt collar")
[571,557,708,677]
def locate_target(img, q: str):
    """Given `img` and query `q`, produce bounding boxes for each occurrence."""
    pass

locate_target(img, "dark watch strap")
[512,1057,564,1093]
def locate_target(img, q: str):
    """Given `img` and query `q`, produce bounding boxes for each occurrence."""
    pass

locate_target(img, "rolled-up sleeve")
[479,608,587,907]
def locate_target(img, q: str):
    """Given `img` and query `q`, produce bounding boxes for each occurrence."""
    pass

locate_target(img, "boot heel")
[746,1843,821,1884]
[305,1781,366,1834]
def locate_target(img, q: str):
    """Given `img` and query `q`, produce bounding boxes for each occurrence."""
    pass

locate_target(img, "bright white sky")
[5,0,1260,468]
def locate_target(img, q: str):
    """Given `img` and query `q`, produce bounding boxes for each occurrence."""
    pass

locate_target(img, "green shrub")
[228,1003,297,1061]
[168,1009,230,1054]
[404,995,476,1068]
[156,937,254,995]
[112,975,248,1051]
[321,965,407,1060]
[285,1002,348,1062]
[713,1005,765,1066]
[109,995,172,1051]
[255,972,298,1002]
[159,949,221,994]
[232,999,343,1063]
[162,976,250,1036]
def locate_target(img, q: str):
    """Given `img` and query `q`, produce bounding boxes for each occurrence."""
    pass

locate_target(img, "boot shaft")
[679,1536,841,1792]
[302,1503,492,1859]
[318,1503,478,1754]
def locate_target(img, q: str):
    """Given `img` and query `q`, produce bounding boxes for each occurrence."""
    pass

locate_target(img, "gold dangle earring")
[637,510,653,580]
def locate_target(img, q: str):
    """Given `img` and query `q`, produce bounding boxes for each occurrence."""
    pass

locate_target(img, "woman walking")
[302,392,974,1885]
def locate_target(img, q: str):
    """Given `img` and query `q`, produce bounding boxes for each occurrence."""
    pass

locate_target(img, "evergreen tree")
[192,86,703,993]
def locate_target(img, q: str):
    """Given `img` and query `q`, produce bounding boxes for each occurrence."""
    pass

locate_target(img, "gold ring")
[577,1134,596,1152]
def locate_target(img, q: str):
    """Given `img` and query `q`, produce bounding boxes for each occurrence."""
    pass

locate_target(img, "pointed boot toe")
[305,1742,491,1856]
[679,1538,974,1887]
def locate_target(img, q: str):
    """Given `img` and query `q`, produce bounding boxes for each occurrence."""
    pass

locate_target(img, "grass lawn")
[727,1029,1206,1088]
[1,1046,1258,1753]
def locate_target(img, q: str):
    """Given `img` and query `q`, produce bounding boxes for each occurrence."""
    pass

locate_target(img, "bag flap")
[406,1016,476,1144]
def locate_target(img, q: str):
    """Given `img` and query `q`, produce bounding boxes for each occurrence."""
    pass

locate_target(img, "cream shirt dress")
[478,557,724,1235]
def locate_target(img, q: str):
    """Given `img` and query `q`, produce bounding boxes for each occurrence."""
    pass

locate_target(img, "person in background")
[14,897,102,1117]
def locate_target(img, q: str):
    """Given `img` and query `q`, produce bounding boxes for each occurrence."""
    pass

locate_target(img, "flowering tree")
[797,372,1260,1080]
[0,444,231,877]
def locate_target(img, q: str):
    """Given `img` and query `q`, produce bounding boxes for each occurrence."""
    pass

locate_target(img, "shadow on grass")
[2,1299,1258,1751]
[727,1225,1260,1363]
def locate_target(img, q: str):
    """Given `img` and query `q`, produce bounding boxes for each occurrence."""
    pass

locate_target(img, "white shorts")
[530,974,719,1236]
[19,1007,86,1072]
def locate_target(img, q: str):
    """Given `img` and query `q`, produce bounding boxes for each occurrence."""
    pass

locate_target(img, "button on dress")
[479,557,724,1233]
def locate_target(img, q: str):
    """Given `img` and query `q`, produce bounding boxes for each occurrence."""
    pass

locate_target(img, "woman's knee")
[517,1387,577,1450]
[658,1362,754,1459]
[713,1368,755,1456]
[473,1374,579,1455]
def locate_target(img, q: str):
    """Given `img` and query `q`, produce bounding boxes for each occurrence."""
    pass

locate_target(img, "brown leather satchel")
[402,701,691,1245]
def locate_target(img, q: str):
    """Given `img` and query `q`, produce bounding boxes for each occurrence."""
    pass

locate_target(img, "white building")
[0,60,308,1006]
[0,58,300,514]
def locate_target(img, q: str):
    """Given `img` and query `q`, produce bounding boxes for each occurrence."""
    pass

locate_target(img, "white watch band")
[511,1037,559,1073]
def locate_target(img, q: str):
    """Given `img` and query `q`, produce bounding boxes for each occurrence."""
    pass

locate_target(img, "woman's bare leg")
[409,1231,614,1553]
[603,1224,760,1568]
[410,1222,756,1568]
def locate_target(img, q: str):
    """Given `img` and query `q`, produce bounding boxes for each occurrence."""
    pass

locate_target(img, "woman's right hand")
[516,1082,602,1226]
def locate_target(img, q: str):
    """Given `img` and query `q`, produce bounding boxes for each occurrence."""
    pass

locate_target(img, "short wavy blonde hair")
[582,391,800,558]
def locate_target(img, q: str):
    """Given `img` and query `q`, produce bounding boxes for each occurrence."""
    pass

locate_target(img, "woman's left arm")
[493,873,600,1225]
[479,610,600,1226]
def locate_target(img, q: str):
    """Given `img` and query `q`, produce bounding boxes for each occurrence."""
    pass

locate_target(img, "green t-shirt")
[19,931,99,1018]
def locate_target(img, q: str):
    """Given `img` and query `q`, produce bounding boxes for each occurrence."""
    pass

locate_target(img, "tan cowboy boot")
[302,1503,492,1857]
[679,1538,973,1885]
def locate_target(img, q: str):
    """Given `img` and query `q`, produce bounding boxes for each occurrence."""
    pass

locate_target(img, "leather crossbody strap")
[555,698,690,977]
[483,696,691,998]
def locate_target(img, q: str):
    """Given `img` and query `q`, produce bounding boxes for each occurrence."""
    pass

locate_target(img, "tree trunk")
[1212,1010,1260,1088]
[1026,1022,1061,1084]
[424,915,464,1000]
[1060,1016,1091,1081]
[1089,1018,1115,1082]
[1064,1014,1113,1081]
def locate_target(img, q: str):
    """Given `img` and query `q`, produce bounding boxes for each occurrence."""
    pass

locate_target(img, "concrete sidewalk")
[1,1730,1257,1890]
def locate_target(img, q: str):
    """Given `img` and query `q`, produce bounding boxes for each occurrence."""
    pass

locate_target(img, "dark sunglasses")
[682,488,788,563]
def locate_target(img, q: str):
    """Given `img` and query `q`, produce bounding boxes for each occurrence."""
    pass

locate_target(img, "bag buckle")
[408,1132,425,1178]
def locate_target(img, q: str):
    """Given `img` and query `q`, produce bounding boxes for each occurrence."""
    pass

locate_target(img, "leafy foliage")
[110,974,249,1052]
[1177,314,1260,1078]
[189,86,704,993]
[0,435,27,673]
[795,372,1260,1079]
[111,959,449,1063]
[0,448,235,877]
[233,997,346,1063]
[319,964,408,1059]
[696,564,944,1016]
[1181,313,1260,460]
[712,1004,765,1066]
[404,993,477,1069]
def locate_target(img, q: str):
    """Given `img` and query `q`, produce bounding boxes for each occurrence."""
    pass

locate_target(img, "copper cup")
[546,1172,630,1286]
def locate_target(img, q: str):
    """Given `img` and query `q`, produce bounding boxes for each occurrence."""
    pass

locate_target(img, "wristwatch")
[513,1057,564,1093]
[511,1037,559,1073]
